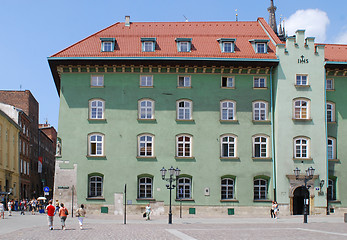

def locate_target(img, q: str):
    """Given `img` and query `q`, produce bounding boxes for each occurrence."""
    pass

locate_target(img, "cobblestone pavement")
[0,212,347,240]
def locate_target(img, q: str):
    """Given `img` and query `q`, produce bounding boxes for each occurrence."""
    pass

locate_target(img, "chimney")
[125,16,130,27]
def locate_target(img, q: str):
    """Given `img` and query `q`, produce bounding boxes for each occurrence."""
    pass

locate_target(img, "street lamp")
[160,166,181,224]
[294,166,315,223]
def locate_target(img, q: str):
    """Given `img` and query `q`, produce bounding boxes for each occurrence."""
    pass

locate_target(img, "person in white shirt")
[7,201,12,216]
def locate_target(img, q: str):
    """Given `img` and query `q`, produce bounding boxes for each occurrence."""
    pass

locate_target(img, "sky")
[1,0,346,130]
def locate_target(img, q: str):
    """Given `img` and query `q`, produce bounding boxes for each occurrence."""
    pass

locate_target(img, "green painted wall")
[57,72,273,207]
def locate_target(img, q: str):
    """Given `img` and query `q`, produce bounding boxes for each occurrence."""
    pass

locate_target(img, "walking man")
[46,200,55,230]
[7,200,12,216]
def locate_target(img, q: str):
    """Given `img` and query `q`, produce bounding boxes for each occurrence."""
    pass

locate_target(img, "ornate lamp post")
[294,166,315,223]
[160,166,181,224]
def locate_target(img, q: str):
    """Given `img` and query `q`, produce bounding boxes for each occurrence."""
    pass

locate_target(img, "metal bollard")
[344,213,347,223]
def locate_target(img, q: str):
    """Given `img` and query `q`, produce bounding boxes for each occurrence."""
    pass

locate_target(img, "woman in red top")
[58,203,68,230]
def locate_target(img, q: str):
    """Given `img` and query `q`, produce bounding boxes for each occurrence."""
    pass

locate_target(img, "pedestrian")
[31,198,36,215]
[145,204,151,220]
[20,199,25,215]
[274,201,279,219]
[55,200,60,215]
[0,202,4,219]
[75,204,86,229]
[270,201,275,218]
[58,203,68,230]
[7,200,12,216]
[46,200,55,230]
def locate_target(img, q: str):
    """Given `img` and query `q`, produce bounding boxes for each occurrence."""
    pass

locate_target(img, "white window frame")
[138,134,154,157]
[296,74,308,86]
[220,100,235,121]
[89,99,105,120]
[142,41,154,52]
[177,100,192,120]
[138,99,154,120]
[253,135,269,158]
[178,42,189,52]
[326,79,334,90]
[293,98,310,120]
[178,76,191,87]
[176,135,192,158]
[140,75,153,87]
[327,102,335,122]
[177,177,192,199]
[253,77,266,88]
[223,42,233,53]
[256,43,267,53]
[294,137,310,159]
[91,75,104,87]
[102,41,113,52]
[327,137,336,160]
[138,177,153,199]
[221,135,237,158]
[253,101,268,121]
[88,133,104,156]
[89,175,103,197]
[328,179,336,201]
[221,178,235,200]
[221,76,234,88]
[254,179,267,200]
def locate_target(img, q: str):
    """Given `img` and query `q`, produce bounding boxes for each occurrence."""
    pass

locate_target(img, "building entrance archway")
[293,186,309,215]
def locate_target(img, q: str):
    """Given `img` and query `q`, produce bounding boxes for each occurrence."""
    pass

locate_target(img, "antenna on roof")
[183,15,188,22]
[235,9,238,21]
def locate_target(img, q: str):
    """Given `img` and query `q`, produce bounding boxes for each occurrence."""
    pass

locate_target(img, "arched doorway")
[293,186,309,215]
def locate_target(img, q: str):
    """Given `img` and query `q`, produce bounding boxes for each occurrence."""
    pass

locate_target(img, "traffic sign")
[44,192,49,196]
[44,187,49,192]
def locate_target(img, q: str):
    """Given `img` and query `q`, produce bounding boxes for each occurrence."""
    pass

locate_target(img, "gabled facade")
[49,16,347,216]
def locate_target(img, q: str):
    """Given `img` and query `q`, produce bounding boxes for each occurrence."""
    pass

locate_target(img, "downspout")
[270,66,276,201]
[324,63,329,215]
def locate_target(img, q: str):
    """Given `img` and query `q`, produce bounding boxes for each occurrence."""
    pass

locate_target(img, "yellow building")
[0,109,20,202]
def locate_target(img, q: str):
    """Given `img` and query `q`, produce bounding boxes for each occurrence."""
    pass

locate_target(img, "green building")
[48,14,347,216]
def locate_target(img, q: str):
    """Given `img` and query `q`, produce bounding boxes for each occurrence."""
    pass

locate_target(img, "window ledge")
[253,199,272,202]
[326,89,335,91]
[220,157,240,161]
[86,155,107,159]
[253,87,268,90]
[327,121,336,124]
[252,120,270,123]
[137,118,157,123]
[175,156,195,161]
[252,157,272,161]
[221,87,235,89]
[139,86,154,88]
[292,118,312,121]
[220,199,239,202]
[136,198,156,201]
[328,159,340,163]
[90,86,105,88]
[295,84,310,88]
[176,119,195,123]
[136,156,157,161]
[293,158,313,161]
[175,199,194,202]
[177,86,192,89]
[86,197,105,200]
[328,200,341,203]
[220,120,238,123]
[88,118,107,122]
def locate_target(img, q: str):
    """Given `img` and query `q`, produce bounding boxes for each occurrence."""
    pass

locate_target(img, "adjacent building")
[48,13,347,216]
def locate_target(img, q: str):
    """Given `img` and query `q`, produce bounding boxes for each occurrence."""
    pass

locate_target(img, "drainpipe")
[324,63,329,215]
[270,66,276,201]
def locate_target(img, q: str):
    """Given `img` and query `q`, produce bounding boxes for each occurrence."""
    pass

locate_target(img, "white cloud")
[285,9,330,43]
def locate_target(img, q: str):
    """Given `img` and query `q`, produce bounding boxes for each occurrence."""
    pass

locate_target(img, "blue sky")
[1,0,346,130]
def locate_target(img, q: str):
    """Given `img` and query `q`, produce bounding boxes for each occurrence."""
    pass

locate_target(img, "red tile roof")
[324,44,347,63]
[51,18,279,60]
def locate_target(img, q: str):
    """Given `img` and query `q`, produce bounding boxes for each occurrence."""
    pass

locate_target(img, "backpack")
[64,208,68,215]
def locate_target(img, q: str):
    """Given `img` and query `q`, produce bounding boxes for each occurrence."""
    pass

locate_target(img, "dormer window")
[100,38,116,52]
[141,38,156,52]
[176,38,192,52]
[217,38,236,53]
[249,39,269,54]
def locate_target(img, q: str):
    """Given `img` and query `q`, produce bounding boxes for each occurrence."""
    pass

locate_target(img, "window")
[254,179,267,200]
[327,179,336,201]
[91,75,104,87]
[138,99,154,119]
[143,42,154,52]
[89,99,105,119]
[100,38,115,52]
[140,75,153,87]
[256,43,267,53]
[221,178,234,200]
[326,79,334,90]
[138,177,153,199]
[327,102,335,122]
[88,134,104,156]
[221,77,234,88]
[223,42,233,52]
[294,137,309,159]
[138,134,153,157]
[177,177,191,199]
[220,100,235,120]
[221,135,236,158]
[296,74,308,86]
[177,100,192,120]
[178,76,191,87]
[88,175,103,197]
[176,38,192,52]
[254,77,266,88]
[253,135,269,158]
[327,137,336,160]
[293,99,310,119]
[176,135,192,157]
[253,101,268,121]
